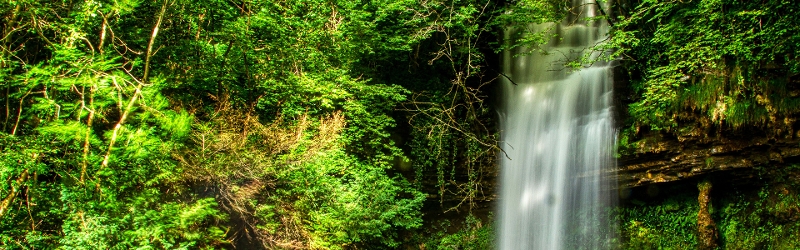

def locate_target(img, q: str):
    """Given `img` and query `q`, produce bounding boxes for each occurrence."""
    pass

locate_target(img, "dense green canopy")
[0,0,517,248]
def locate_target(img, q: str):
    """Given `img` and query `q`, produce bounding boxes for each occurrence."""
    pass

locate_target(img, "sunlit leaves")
[288,149,424,248]
[0,0,512,247]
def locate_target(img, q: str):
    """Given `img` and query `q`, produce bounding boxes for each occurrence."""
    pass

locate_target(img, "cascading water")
[497,1,616,249]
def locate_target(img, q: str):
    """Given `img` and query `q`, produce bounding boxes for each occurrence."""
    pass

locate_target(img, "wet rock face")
[616,125,800,188]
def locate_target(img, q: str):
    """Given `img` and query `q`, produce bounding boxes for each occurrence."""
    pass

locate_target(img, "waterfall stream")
[497,1,616,249]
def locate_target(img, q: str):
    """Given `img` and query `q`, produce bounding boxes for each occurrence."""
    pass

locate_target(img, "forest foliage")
[0,0,551,248]
[607,0,800,133]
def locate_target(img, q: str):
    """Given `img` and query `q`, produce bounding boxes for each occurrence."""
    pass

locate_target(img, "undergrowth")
[617,165,800,249]
[413,213,495,250]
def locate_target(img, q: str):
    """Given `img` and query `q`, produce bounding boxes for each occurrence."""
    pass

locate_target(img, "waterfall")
[497,1,616,249]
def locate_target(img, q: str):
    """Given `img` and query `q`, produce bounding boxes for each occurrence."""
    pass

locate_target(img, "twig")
[487,66,518,85]
[11,87,33,136]
[595,1,615,27]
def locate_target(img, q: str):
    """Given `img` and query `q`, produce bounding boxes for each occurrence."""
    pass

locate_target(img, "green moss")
[615,128,634,158]
[723,98,770,128]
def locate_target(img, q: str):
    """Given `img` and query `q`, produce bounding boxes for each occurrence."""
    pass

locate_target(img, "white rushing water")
[497,1,616,249]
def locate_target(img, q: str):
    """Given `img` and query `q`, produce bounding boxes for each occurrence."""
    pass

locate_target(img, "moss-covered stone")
[697,179,718,249]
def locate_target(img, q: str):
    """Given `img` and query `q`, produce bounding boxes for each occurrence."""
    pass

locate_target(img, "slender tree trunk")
[0,170,29,218]
[101,0,168,169]
[80,86,95,183]
[2,4,23,133]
